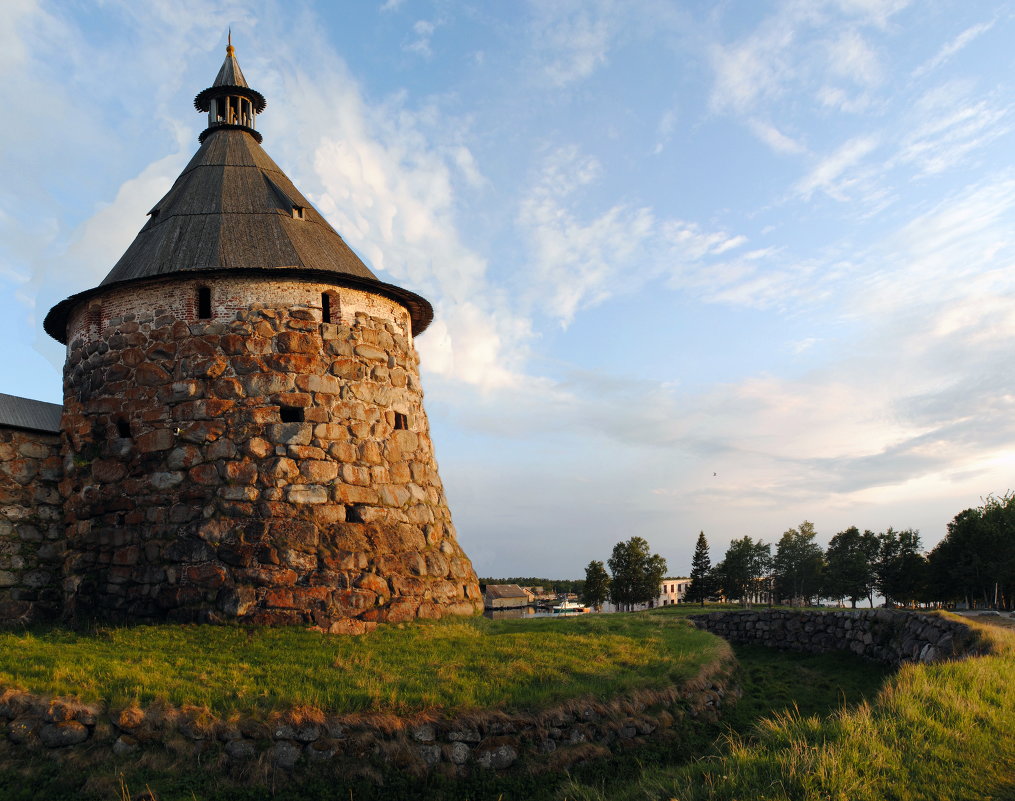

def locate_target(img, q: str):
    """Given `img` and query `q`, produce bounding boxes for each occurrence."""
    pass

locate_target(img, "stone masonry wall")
[60,276,481,630]
[690,609,987,665]
[0,655,737,776]
[0,429,63,625]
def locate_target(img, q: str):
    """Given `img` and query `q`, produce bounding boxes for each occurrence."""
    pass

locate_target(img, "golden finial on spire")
[226,28,235,57]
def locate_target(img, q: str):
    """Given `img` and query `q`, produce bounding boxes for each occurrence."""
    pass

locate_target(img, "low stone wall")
[0,659,736,777]
[689,609,986,665]
[0,429,63,625]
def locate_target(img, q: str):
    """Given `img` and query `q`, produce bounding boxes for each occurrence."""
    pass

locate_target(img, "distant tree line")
[683,493,1015,610]
[478,577,585,596]
[494,493,1014,613]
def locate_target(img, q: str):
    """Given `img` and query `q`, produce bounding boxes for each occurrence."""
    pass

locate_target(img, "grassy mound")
[0,612,726,716]
[566,613,1015,801]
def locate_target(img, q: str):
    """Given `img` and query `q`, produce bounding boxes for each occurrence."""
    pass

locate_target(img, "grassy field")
[0,611,725,716]
[0,618,890,801]
[565,612,1015,801]
[4,607,1004,800]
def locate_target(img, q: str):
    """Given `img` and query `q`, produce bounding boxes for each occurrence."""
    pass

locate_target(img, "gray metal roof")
[0,393,62,433]
[45,45,434,342]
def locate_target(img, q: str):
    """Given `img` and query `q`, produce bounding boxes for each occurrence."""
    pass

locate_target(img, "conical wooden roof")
[213,44,249,88]
[45,42,433,342]
[102,130,381,285]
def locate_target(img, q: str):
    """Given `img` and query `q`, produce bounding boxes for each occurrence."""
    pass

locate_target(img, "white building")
[656,577,691,606]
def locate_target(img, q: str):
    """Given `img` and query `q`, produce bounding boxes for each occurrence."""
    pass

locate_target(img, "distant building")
[484,584,530,609]
[656,577,691,606]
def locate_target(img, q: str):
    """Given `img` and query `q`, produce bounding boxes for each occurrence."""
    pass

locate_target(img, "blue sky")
[3,0,1015,578]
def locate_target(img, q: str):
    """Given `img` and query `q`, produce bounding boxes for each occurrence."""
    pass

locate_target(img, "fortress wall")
[0,429,63,625]
[60,276,480,630]
[690,608,987,665]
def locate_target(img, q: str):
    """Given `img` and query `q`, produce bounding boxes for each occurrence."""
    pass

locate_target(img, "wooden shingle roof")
[194,39,266,115]
[106,130,381,285]
[484,584,528,600]
[213,46,248,89]
[45,42,433,343]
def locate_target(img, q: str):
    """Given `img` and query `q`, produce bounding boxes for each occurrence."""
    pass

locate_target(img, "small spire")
[194,38,266,144]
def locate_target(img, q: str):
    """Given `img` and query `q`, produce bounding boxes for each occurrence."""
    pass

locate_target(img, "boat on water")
[552,599,588,615]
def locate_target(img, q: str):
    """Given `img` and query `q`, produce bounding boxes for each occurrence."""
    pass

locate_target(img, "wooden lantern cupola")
[193,32,267,144]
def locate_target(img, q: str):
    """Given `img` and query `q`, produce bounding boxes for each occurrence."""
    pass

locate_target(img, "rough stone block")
[286,485,328,505]
[135,429,176,453]
[266,424,313,446]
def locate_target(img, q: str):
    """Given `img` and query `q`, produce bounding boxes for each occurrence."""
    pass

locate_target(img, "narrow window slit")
[321,292,331,324]
[394,412,408,431]
[346,505,363,523]
[279,405,304,423]
[115,419,131,439]
[197,286,212,319]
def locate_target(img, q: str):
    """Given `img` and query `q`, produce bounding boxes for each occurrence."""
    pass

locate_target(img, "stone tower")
[43,40,482,632]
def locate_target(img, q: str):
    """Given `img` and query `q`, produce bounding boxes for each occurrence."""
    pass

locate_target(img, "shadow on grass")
[0,644,891,801]
[725,644,892,729]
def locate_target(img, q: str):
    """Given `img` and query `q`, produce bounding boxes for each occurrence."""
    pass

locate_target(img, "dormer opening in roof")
[194,33,267,144]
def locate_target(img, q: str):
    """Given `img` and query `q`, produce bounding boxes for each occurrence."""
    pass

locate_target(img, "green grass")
[0,612,725,716]
[564,614,1015,801]
[0,626,889,801]
[5,608,1001,800]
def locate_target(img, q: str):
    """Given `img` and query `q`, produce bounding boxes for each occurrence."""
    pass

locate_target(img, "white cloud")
[851,175,1015,317]
[404,19,438,58]
[517,146,751,324]
[830,0,911,28]
[748,118,806,155]
[708,26,795,115]
[912,20,996,79]
[527,0,616,88]
[61,151,188,286]
[707,1,902,117]
[826,29,882,85]
[0,0,45,76]
[794,135,880,201]
[895,81,1010,176]
[816,85,873,113]
[791,337,820,354]
[652,108,678,155]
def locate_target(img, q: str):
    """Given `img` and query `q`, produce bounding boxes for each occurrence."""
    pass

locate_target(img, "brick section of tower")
[59,277,482,630]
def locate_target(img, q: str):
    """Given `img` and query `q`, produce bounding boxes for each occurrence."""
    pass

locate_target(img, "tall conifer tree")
[687,531,712,606]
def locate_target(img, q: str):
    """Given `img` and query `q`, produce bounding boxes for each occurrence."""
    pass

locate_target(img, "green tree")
[824,527,879,608]
[772,521,824,605]
[582,560,611,611]
[714,536,771,606]
[608,537,668,611]
[686,531,713,606]
[928,493,1015,609]
[876,528,927,607]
